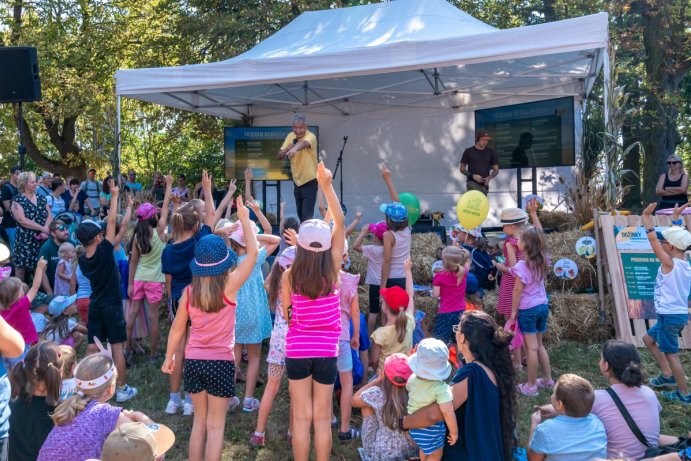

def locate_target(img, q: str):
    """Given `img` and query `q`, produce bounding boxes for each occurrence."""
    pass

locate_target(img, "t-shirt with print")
[161,225,212,300]
[362,244,384,285]
[591,384,661,459]
[339,271,359,341]
[38,238,61,291]
[9,396,55,461]
[511,260,548,310]
[406,375,453,414]
[530,414,607,461]
[0,182,18,228]
[371,313,414,372]
[460,146,499,178]
[0,295,38,345]
[433,270,467,313]
[654,257,691,315]
[37,399,122,461]
[78,239,122,308]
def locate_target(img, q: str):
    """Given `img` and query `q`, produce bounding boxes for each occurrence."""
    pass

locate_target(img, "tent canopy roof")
[116,0,608,120]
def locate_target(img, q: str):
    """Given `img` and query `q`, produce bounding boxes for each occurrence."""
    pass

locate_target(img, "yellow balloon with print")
[456,191,489,230]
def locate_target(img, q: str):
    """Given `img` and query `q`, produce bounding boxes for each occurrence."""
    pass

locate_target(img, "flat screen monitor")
[224,126,319,180]
[474,97,575,169]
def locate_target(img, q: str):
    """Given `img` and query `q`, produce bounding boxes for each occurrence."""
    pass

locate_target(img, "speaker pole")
[17,102,26,170]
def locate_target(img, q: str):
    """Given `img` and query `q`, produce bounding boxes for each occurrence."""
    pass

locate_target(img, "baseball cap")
[475,130,492,142]
[384,353,413,387]
[101,422,175,461]
[380,202,408,222]
[278,246,296,269]
[369,221,388,240]
[88,168,96,174]
[297,219,331,252]
[48,294,78,316]
[230,220,259,247]
[76,219,103,244]
[661,227,691,251]
[380,286,409,311]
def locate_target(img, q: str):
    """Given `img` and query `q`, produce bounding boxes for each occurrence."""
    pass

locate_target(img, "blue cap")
[381,202,408,222]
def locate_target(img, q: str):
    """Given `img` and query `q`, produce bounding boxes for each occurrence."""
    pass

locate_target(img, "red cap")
[380,286,409,311]
[475,130,492,142]
[384,353,412,387]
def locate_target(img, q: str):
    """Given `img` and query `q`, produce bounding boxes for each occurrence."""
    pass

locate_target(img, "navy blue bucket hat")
[190,235,237,277]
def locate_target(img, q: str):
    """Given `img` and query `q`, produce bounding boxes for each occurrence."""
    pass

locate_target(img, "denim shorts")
[647,314,688,354]
[336,340,353,373]
[517,304,549,334]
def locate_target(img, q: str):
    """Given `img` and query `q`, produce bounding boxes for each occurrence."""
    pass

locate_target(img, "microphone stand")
[333,136,348,208]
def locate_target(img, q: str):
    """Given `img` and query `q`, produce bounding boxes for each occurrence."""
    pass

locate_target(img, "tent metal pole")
[603,46,611,174]
[116,95,121,178]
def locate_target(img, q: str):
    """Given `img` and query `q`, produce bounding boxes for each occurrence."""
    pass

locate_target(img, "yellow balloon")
[456,191,489,230]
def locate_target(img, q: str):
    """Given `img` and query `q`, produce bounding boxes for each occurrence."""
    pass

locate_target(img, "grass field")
[123,336,691,461]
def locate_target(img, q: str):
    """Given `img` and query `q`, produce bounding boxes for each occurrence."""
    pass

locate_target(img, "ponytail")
[394,307,407,343]
[441,246,469,286]
[9,341,62,406]
[455,263,465,286]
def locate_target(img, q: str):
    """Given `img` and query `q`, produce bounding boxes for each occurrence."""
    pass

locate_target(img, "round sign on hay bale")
[554,258,578,280]
[545,231,596,292]
[575,236,597,259]
[456,191,489,230]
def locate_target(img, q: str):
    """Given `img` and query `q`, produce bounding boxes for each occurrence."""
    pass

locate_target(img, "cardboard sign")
[614,226,665,250]
[575,236,597,258]
[554,258,578,280]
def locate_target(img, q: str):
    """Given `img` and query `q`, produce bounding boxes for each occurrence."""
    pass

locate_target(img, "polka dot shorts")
[183,359,236,398]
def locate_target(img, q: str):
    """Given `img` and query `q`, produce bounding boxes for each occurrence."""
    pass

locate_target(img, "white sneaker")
[116,384,138,403]
[183,401,194,416]
[165,399,182,415]
[227,396,240,412]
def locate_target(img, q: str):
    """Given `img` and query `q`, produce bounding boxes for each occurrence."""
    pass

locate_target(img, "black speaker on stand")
[0,46,42,169]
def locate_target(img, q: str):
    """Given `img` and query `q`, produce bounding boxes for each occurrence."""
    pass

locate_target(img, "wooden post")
[593,208,607,323]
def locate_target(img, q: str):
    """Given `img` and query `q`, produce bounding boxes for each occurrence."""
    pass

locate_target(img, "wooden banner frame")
[597,212,691,348]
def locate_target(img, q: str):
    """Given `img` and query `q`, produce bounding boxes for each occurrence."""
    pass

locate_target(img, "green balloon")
[399,192,421,226]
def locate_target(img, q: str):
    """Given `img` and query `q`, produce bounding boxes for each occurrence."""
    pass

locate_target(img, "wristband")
[672,219,683,225]
[646,227,656,234]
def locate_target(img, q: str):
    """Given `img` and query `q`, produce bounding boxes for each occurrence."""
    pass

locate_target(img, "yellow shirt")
[280,130,318,187]
[371,313,414,372]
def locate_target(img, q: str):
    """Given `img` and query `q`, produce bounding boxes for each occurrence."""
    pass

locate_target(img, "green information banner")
[620,253,659,300]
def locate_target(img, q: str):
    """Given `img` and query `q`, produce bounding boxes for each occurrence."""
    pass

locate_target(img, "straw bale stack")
[544,230,597,292]
[415,294,439,330]
[546,292,613,343]
[538,211,579,232]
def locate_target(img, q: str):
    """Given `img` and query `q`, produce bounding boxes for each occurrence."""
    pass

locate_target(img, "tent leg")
[116,96,121,179]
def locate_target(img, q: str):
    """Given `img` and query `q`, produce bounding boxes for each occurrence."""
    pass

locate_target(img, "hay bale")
[546,292,613,343]
[410,233,443,285]
[544,230,597,292]
[538,211,579,232]
[415,294,439,329]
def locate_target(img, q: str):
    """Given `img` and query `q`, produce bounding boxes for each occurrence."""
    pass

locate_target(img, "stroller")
[54,211,83,245]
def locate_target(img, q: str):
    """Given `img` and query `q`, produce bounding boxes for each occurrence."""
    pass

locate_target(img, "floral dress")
[360,385,417,461]
[497,236,524,317]
[266,294,288,367]
[13,194,48,268]
[234,247,272,344]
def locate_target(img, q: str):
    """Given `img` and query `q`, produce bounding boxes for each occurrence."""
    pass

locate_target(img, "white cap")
[297,219,331,252]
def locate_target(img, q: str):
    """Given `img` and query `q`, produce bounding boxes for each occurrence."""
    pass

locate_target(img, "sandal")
[536,378,555,389]
[338,427,360,441]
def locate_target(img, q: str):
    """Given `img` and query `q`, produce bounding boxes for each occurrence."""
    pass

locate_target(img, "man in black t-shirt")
[459,130,499,196]
[1,166,22,252]
[76,182,137,403]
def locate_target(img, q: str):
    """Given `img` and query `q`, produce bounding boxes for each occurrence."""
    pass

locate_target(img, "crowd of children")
[0,159,688,461]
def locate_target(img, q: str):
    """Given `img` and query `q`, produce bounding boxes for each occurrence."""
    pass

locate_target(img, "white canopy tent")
[116,0,609,224]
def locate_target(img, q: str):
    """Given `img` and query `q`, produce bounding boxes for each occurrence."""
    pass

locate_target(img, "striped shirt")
[286,288,341,359]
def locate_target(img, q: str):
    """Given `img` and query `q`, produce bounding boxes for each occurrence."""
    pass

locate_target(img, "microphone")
[343,136,348,142]
[292,139,298,145]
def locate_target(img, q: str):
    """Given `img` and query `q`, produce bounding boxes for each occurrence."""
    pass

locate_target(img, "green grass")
[124,339,691,461]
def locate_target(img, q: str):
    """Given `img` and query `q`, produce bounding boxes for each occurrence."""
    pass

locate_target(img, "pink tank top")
[184,286,237,361]
[286,286,341,359]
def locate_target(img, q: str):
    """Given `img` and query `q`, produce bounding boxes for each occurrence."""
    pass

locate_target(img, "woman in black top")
[656,154,689,210]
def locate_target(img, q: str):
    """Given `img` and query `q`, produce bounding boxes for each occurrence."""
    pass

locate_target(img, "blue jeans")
[647,313,688,354]
[3,228,15,254]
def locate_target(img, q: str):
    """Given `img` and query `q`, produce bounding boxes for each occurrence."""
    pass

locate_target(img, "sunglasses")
[54,225,67,231]
[452,324,462,333]
[667,161,680,165]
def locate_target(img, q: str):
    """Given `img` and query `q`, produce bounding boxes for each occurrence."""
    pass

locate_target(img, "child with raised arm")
[352,221,387,335]
[76,180,137,403]
[641,202,691,404]
[162,196,258,461]
[407,338,458,460]
[378,163,411,292]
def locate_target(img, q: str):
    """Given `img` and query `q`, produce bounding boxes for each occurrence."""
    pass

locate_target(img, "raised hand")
[672,203,688,222]
[244,168,253,181]
[642,203,657,216]
[201,170,211,191]
[525,198,539,214]
[355,210,363,220]
[316,161,333,187]
[379,162,391,181]
[236,196,249,221]
[227,179,237,196]
[248,200,261,212]
[36,256,47,271]
[165,172,174,187]
[284,228,298,247]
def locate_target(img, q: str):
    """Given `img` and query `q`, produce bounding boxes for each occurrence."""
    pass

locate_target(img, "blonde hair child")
[432,246,470,344]
[369,258,416,374]
[54,242,75,296]
[162,196,258,461]
[58,345,77,400]
[38,342,157,461]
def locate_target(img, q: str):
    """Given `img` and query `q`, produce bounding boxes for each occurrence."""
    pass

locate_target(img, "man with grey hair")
[278,114,318,221]
[37,172,52,198]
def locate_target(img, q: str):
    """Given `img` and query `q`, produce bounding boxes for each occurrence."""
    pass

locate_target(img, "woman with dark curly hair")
[402,310,517,461]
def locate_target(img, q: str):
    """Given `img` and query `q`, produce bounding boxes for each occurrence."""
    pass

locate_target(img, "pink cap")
[384,353,412,387]
[297,219,331,252]
[229,221,258,247]
[136,203,157,221]
[369,221,387,240]
[277,246,296,269]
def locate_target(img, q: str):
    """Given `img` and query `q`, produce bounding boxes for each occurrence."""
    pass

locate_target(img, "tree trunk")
[621,118,641,210]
